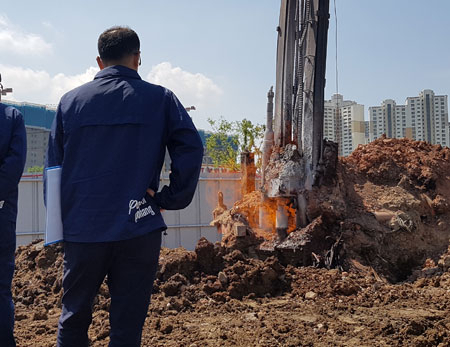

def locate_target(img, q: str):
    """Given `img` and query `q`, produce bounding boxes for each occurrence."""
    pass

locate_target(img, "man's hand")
[146,188,165,212]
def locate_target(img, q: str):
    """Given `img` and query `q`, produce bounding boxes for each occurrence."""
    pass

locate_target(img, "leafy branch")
[205,117,265,171]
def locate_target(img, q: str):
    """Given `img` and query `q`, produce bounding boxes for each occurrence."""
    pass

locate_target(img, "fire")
[211,190,298,241]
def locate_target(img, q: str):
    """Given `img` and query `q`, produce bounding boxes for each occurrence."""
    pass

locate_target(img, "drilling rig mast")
[261,0,330,236]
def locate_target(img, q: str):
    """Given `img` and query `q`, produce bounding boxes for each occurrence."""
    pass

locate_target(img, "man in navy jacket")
[0,102,27,347]
[46,27,203,346]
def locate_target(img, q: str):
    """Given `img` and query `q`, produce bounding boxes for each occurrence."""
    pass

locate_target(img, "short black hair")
[97,26,140,62]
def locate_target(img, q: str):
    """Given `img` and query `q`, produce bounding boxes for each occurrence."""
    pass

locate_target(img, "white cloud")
[0,14,52,56]
[146,62,222,112]
[0,62,222,127]
[0,64,98,104]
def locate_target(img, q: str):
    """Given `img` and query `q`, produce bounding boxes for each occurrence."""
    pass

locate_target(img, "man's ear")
[133,53,140,70]
[96,56,105,70]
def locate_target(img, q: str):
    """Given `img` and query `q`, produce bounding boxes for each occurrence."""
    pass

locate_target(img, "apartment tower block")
[324,94,365,156]
[369,89,448,147]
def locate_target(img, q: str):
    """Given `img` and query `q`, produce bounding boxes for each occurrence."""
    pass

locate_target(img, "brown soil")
[12,137,450,346]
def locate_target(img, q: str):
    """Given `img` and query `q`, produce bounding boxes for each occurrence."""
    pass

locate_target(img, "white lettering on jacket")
[0,201,4,209]
[128,197,155,223]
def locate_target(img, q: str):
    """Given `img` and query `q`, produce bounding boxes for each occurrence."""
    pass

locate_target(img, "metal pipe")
[312,0,330,185]
[274,0,288,147]
[262,86,274,188]
[282,0,297,146]
[275,200,288,241]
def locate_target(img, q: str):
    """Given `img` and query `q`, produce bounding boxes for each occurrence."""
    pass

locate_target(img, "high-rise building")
[25,126,50,170]
[324,94,365,156]
[369,99,407,142]
[369,90,449,147]
[364,121,370,144]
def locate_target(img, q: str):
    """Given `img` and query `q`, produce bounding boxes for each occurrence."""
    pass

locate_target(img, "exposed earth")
[13,137,450,346]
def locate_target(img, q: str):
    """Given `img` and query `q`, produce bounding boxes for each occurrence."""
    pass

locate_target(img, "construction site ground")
[12,137,450,346]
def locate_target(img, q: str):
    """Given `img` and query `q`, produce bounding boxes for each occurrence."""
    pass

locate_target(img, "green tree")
[235,118,265,169]
[205,117,265,171]
[206,117,239,170]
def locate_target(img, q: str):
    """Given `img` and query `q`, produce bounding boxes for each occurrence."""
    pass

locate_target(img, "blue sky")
[1,1,449,130]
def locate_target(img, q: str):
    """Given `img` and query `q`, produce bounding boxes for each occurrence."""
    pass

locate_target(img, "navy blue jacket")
[46,66,203,242]
[0,104,27,223]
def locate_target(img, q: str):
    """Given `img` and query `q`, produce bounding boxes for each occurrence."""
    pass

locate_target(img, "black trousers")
[0,219,16,347]
[57,231,162,347]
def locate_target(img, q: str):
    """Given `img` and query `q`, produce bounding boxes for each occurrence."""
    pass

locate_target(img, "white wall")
[16,175,46,246]
[159,171,240,249]
[16,170,242,250]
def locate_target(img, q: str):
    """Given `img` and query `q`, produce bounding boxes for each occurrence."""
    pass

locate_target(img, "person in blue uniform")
[0,102,27,347]
[46,26,203,347]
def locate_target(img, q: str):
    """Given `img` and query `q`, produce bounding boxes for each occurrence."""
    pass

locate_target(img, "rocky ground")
[12,137,450,346]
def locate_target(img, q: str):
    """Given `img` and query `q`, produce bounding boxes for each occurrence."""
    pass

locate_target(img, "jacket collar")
[94,65,142,80]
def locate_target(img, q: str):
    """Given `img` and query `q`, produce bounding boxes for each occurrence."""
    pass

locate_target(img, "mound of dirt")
[11,137,450,346]
[344,136,450,191]
[213,136,450,283]
[339,137,450,282]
